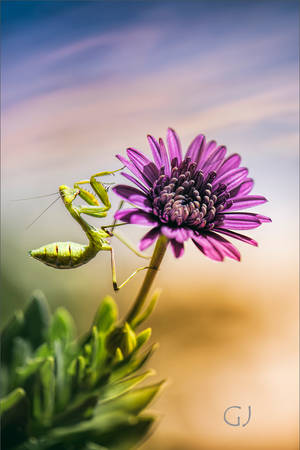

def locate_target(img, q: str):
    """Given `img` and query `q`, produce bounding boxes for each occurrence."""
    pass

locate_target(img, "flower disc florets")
[151,161,228,230]
[113,128,271,260]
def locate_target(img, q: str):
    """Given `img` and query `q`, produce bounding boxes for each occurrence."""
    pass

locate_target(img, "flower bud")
[106,322,136,358]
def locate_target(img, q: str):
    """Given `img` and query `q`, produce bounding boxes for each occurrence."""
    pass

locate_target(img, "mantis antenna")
[13,192,59,201]
[26,196,60,230]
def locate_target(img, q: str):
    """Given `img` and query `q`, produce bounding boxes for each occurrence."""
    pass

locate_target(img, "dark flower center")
[150,157,232,230]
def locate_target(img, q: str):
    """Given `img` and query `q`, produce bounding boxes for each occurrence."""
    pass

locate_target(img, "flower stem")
[125,235,169,325]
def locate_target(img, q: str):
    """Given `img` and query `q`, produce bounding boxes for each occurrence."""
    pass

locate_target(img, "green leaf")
[35,343,52,358]
[54,340,71,412]
[48,411,127,441]
[41,357,55,424]
[49,307,76,346]
[98,370,154,403]
[68,355,87,390]
[94,415,155,450]
[90,328,106,371]
[0,387,26,414]
[111,344,158,382]
[0,388,29,448]
[0,365,9,397]
[85,327,107,388]
[95,381,164,416]
[23,290,51,349]
[15,357,44,386]
[48,411,152,448]
[63,414,155,450]
[131,289,160,329]
[93,296,118,334]
[1,310,24,365]
[12,338,32,371]
[33,357,55,426]
[53,393,99,427]
[136,328,151,350]
[85,443,107,450]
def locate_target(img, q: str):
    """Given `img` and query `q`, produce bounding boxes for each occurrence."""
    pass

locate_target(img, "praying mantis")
[29,169,150,291]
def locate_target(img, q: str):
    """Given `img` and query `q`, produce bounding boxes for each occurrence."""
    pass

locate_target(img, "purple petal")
[159,138,170,176]
[214,167,248,187]
[126,147,152,167]
[226,169,249,191]
[186,134,205,163]
[117,154,151,186]
[201,145,227,173]
[216,212,264,230]
[115,208,158,226]
[161,226,192,243]
[256,214,272,223]
[147,135,162,168]
[206,232,241,261]
[217,154,241,177]
[120,171,149,194]
[225,195,268,211]
[170,239,184,258]
[198,140,217,167]
[167,128,182,166]
[192,234,224,261]
[230,178,253,197]
[127,148,159,183]
[139,227,161,250]
[213,228,258,247]
[112,185,152,211]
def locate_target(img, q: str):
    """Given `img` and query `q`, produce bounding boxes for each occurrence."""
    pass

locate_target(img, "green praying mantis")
[29,168,150,291]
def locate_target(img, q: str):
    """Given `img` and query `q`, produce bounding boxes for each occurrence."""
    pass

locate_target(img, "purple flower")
[113,128,271,260]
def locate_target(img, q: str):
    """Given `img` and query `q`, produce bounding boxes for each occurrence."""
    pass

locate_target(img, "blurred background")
[1,1,298,449]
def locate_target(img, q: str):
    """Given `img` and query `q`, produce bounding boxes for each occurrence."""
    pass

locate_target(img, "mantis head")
[59,185,80,206]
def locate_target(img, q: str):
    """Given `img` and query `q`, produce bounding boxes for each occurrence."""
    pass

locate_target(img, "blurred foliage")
[0,272,28,327]
[0,290,163,450]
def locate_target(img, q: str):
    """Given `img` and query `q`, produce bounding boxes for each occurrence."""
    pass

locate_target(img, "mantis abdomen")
[29,241,98,269]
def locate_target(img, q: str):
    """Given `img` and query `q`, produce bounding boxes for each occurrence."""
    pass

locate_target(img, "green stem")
[125,235,169,325]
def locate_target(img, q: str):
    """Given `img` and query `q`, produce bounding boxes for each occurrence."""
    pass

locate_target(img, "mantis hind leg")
[109,247,151,291]
[109,230,150,259]
[103,201,150,259]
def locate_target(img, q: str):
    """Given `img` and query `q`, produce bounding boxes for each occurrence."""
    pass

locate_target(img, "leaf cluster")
[0,290,162,450]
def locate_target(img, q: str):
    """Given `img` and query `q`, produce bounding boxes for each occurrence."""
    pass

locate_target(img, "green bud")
[107,323,137,358]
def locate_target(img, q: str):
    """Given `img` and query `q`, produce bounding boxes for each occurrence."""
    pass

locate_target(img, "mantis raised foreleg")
[29,169,151,291]
[73,171,149,259]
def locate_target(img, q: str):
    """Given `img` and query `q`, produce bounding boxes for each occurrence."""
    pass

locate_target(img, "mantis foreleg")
[75,205,108,218]
[74,168,124,213]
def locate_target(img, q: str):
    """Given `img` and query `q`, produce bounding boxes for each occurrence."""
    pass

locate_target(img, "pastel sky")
[1,0,298,297]
[2,1,299,111]
[1,2,299,448]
